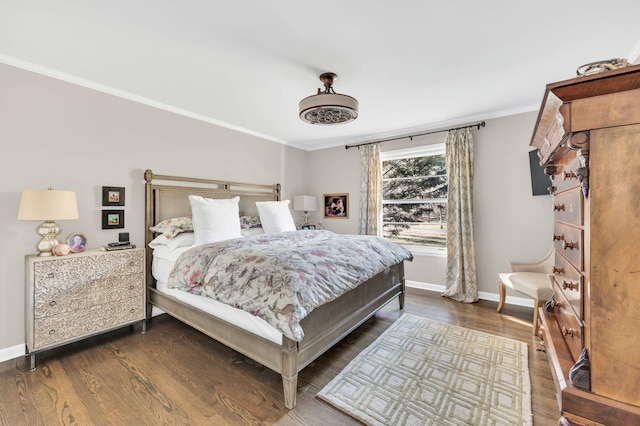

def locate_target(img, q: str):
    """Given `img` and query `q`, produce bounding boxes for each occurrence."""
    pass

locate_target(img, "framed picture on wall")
[102,186,125,206]
[323,193,349,218]
[102,210,125,229]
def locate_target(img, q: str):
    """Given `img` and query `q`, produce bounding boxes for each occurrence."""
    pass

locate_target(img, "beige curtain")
[358,143,382,236]
[442,128,478,303]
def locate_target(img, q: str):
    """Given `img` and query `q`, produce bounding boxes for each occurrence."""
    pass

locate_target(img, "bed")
[143,169,410,408]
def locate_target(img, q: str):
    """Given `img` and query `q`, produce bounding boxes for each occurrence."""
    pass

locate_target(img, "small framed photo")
[102,186,125,206]
[301,225,316,230]
[66,233,87,253]
[323,193,349,219]
[102,210,125,229]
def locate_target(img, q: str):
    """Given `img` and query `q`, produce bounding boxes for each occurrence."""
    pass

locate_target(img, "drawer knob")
[553,234,564,241]
[562,281,579,291]
[47,273,55,279]
[48,329,56,335]
[553,266,565,274]
[49,300,57,306]
[130,309,135,313]
[561,326,576,338]
[562,171,578,181]
[553,204,565,212]
[129,285,134,290]
[563,240,578,250]
[544,164,558,175]
[129,262,135,267]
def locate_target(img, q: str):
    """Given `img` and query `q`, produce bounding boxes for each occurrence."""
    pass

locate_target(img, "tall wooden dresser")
[531,64,640,425]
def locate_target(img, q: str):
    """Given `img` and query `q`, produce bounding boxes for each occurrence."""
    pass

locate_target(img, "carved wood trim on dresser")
[25,248,146,370]
[531,64,640,425]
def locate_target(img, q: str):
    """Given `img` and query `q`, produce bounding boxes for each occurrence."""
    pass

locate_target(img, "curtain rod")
[344,121,486,150]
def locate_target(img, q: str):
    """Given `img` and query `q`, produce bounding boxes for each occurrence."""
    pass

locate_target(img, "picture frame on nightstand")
[66,233,87,252]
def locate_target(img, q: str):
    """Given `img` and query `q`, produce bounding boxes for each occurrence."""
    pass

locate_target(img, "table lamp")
[293,195,317,226]
[17,189,79,256]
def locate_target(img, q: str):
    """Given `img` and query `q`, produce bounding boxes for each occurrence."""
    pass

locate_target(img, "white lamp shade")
[293,195,317,212]
[17,189,79,221]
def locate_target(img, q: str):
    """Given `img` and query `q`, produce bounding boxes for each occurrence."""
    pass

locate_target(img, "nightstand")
[25,247,146,369]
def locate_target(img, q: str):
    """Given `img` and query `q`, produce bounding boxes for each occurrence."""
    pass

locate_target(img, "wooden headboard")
[143,169,281,289]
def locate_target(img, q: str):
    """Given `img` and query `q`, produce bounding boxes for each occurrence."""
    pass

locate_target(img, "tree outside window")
[382,144,447,249]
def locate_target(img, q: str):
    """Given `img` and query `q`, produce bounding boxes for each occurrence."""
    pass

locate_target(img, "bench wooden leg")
[497,281,506,312]
[532,299,541,336]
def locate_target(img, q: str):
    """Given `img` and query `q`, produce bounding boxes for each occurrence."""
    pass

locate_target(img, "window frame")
[381,144,447,257]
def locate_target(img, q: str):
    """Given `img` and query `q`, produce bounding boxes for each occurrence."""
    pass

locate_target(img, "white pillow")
[188,195,243,245]
[148,232,195,251]
[256,200,297,234]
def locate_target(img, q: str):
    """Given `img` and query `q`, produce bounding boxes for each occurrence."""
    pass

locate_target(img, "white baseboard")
[0,344,25,364]
[406,280,534,308]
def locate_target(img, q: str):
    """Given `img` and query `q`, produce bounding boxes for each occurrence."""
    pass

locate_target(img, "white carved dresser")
[25,248,145,369]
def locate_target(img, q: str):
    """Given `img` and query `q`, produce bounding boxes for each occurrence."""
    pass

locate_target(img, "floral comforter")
[167,230,413,341]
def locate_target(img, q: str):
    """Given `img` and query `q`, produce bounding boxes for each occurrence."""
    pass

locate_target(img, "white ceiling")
[1,1,639,151]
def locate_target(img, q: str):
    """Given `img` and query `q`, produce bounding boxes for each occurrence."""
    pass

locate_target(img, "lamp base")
[301,212,310,226]
[36,220,61,256]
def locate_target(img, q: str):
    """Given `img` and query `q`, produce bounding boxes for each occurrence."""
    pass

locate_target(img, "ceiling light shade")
[299,72,358,125]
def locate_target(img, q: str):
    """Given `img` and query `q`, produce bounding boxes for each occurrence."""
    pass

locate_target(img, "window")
[381,144,447,253]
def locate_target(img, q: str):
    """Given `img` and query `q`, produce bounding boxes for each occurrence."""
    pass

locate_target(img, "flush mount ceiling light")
[299,72,358,125]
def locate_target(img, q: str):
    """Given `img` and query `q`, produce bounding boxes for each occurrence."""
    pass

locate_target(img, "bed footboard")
[297,263,405,369]
[278,262,406,408]
[149,262,405,410]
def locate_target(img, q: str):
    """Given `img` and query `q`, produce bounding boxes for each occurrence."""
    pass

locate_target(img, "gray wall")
[0,63,307,358]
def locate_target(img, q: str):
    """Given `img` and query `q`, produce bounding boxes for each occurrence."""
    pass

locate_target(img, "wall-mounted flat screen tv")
[529,149,552,196]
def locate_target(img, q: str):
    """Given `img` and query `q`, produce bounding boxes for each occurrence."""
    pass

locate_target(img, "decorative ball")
[53,243,71,256]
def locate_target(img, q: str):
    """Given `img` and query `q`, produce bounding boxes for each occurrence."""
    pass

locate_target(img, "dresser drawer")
[34,250,144,296]
[553,222,583,271]
[34,272,144,319]
[553,188,583,226]
[551,287,584,362]
[550,155,582,194]
[552,250,583,318]
[33,295,144,349]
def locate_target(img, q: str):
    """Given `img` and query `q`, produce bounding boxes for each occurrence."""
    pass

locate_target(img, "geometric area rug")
[317,314,532,426]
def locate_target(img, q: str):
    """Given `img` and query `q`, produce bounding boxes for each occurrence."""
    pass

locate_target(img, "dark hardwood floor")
[0,288,559,425]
